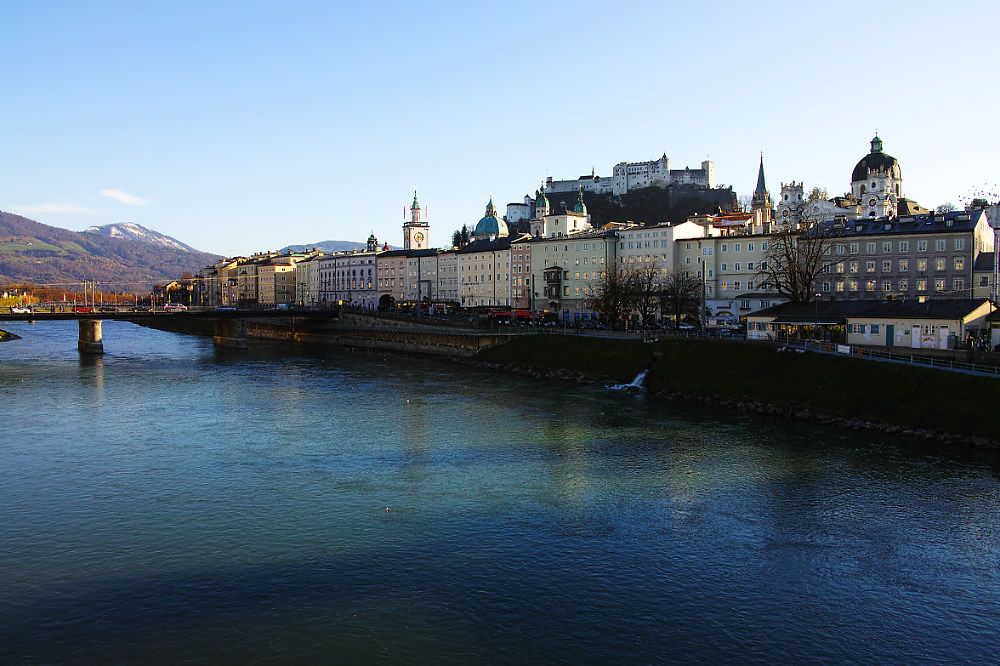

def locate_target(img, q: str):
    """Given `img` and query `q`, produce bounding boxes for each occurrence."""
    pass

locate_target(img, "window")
[849,279,858,291]
[935,258,946,271]
[918,240,927,252]
[721,244,728,253]
[720,281,728,291]
[734,262,742,272]
[882,281,892,292]
[685,242,692,250]
[748,242,754,251]
[917,258,927,271]
[871,324,881,335]
[822,281,831,292]
[981,276,990,287]
[851,323,865,334]
[899,259,908,272]
[685,257,691,265]
[836,281,845,292]
[955,239,965,251]
[747,262,754,271]
[866,280,876,291]
[955,257,965,270]
[734,281,741,290]
[866,261,876,272]
[867,242,876,253]
[702,247,713,255]
[883,242,892,253]
[837,244,846,255]
[899,279,908,291]
[882,260,891,272]
[917,279,927,292]
[721,263,728,272]
[735,243,742,252]
[899,241,909,252]
[936,240,946,251]
[836,262,845,274]
[740,300,751,309]
[761,242,769,251]
[935,279,945,292]
[955,278,965,291]
[850,261,859,273]
[850,243,859,254]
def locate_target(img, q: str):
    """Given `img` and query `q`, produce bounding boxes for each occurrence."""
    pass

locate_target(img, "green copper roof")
[573,187,587,215]
[755,154,767,194]
[411,190,420,210]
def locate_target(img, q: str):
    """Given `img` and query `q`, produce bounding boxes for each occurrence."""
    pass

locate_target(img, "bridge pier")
[214,319,248,349]
[78,319,104,355]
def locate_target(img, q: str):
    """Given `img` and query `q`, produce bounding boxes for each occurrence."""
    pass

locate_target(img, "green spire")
[755,153,767,194]
[871,135,883,153]
[573,186,587,215]
[411,190,420,211]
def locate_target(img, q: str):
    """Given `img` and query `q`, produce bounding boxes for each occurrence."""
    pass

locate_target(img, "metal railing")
[785,339,1000,378]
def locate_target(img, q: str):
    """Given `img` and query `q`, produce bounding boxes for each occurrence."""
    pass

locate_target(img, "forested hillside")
[0,210,220,290]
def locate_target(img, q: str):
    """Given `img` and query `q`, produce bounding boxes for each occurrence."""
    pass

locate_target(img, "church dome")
[474,197,508,237]
[852,135,901,183]
[535,185,549,210]
[572,187,588,215]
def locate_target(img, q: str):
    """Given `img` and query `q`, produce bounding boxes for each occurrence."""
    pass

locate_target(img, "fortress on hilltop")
[542,153,715,197]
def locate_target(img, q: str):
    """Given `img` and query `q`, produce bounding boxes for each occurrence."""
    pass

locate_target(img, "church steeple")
[403,189,428,250]
[410,190,421,224]
[755,153,768,195]
[750,153,774,226]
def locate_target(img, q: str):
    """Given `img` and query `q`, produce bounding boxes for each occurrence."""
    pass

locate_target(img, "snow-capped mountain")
[83,222,200,253]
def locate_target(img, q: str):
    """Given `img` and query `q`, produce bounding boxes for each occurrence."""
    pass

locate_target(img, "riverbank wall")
[137,314,1000,449]
[472,334,1000,450]
[139,311,515,358]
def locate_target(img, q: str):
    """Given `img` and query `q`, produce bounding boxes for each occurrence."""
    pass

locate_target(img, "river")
[2,320,1000,664]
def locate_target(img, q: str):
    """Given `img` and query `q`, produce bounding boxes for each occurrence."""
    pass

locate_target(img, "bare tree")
[658,269,702,326]
[587,262,637,328]
[757,202,844,303]
[632,261,663,325]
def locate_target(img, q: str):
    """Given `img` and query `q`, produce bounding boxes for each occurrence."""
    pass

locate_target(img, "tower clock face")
[869,198,877,206]
[414,232,424,243]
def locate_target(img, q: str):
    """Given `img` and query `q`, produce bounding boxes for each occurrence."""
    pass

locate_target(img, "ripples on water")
[2,320,1000,664]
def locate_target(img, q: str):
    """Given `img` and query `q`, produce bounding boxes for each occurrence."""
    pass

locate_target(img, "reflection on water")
[2,320,1000,664]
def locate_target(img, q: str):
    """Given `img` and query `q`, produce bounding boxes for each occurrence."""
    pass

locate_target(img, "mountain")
[84,222,200,253]
[280,240,398,253]
[0,210,221,290]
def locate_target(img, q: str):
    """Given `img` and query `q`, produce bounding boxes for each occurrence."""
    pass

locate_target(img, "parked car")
[72,306,94,313]
[164,303,188,311]
[9,306,31,314]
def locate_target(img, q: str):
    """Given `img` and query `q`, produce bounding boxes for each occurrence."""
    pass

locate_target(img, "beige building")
[527,228,618,322]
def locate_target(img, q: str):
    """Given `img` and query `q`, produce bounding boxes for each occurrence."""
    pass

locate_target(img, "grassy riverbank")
[475,334,1000,444]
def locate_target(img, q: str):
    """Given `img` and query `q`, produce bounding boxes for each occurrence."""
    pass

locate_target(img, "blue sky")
[2,0,997,257]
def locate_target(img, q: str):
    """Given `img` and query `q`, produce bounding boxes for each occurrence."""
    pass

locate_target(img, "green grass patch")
[477,334,1000,439]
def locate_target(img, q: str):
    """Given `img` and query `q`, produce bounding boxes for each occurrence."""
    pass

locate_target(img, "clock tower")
[403,190,429,250]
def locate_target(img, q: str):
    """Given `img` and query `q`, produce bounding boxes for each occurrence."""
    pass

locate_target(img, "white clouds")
[14,203,97,214]
[100,189,152,206]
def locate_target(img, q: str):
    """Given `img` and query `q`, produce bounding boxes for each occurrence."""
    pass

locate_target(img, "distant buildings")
[193,135,997,345]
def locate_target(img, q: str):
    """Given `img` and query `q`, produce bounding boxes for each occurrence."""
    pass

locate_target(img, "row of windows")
[835,238,966,254]
[829,257,967,273]
[820,278,967,293]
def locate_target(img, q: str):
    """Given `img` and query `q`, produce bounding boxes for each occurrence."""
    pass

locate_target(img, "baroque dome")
[474,198,508,237]
[852,135,901,183]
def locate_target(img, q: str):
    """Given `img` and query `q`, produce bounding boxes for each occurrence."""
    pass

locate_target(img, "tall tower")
[403,190,429,250]
[750,153,774,227]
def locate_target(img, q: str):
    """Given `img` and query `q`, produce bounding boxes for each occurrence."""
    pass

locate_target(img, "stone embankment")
[469,358,998,450]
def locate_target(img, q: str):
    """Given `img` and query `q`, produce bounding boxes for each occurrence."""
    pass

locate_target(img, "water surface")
[2,320,999,663]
